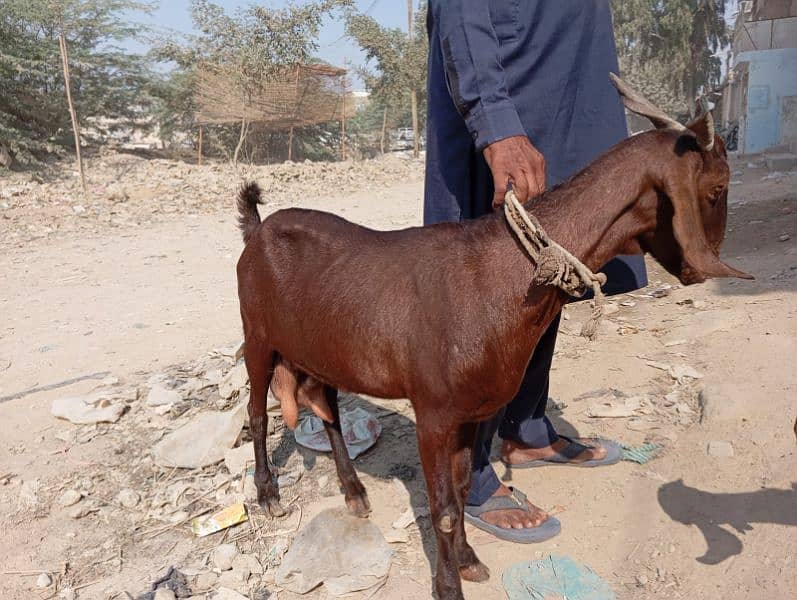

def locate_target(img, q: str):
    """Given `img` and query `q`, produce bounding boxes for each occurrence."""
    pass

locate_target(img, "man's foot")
[502,437,609,465]
[464,486,560,543]
[477,484,548,529]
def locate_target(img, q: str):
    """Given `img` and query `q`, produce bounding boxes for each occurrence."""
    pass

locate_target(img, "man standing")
[424,0,648,542]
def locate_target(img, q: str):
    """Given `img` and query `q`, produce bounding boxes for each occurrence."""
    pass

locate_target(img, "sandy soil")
[0,155,794,600]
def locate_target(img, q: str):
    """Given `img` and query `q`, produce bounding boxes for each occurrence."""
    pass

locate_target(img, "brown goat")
[235,79,751,600]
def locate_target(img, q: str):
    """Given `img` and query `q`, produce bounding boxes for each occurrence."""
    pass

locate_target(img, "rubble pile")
[0,151,425,247]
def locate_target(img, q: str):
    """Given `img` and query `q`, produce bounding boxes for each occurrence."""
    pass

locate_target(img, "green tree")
[152,0,352,163]
[0,0,155,166]
[612,0,730,118]
[345,2,428,151]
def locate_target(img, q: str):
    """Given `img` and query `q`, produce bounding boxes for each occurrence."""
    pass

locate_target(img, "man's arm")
[432,0,545,205]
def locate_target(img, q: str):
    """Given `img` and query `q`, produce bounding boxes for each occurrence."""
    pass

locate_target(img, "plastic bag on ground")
[294,406,381,459]
[503,555,616,600]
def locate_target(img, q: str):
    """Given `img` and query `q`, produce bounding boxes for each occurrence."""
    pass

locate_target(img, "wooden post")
[197,126,204,165]
[58,32,87,193]
[340,69,347,161]
[288,64,301,162]
[233,115,248,165]
[380,107,388,154]
[408,0,419,158]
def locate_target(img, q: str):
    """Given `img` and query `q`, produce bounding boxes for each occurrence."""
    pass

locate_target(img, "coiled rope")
[503,190,607,340]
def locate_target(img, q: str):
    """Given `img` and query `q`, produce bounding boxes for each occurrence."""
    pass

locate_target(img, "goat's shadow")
[268,394,586,573]
[269,394,437,567]
[658,478,797,565]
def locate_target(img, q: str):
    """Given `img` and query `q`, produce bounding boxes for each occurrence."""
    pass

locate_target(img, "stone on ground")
[152,403,246,468]
[276,507,392,596]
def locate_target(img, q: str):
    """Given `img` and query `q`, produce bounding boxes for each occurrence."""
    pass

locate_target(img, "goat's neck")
[524,142,653,275]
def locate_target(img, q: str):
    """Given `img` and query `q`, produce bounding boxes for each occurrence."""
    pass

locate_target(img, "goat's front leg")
[417,418,466,600]
[321,385,371,517]
[244,341,286,517]
[451,422,489,583]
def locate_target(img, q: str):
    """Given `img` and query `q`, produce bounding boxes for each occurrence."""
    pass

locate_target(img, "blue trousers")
[468,314,561,505]
[424,1,648,506]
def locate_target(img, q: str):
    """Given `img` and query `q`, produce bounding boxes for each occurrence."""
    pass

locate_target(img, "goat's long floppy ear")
[666,178,753,280]
[609,73,686,131]
[685,103,715,151]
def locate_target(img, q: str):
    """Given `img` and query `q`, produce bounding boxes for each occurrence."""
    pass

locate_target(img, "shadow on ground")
[715,194,796,297]
[267,394,587,581]
[658,479,797,565]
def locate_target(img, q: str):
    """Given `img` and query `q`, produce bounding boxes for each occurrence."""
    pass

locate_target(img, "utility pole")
[408,0,419,158]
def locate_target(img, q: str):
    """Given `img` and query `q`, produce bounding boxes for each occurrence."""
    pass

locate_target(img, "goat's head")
[610,74,752,285]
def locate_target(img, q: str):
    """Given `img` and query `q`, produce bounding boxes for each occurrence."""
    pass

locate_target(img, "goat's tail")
[237,181,263,244]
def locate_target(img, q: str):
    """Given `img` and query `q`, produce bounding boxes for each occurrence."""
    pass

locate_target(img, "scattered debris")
[59,587,76,600]
[218,363,248,400]
[277,507,392,596]
[152,403,246,468]
[153,589,176,600]
[147,384,182,407]
[587,395,643,418]
[17,478,42,510]
[294,406,382,459]
[669,365,704,383]
[223,442,254,475]
[502,555,616,600]
[192,503,248,537]
[68,501,96,519]
[211,543,239,571]
[391,506,430,529]
[116,489,140,508]
[384,528,410,544]
[622,444,661,464]
[707,440,734,458]
[58,489,83,508]
[213,588,249,600]
[142,567,192,600]
[51,391,126,424]
[277,467,304,489]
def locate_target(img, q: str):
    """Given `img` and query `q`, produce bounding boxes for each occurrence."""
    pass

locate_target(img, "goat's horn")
[609,73,686,132]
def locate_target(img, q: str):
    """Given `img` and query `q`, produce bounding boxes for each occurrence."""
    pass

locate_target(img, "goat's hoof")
[459,560,490,583]
[259,496,287,517]
[345,493,371,518]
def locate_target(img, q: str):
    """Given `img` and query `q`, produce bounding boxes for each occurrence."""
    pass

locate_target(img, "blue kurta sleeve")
[431,0,526,150]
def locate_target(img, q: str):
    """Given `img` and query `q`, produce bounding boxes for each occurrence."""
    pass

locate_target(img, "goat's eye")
[708,186,725,206]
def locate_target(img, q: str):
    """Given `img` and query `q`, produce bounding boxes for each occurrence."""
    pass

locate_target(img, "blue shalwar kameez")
[424,0,648,505]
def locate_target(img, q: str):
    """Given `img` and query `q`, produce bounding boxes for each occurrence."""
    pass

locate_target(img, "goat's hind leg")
[244,340,286,517]
[318,384,371,517]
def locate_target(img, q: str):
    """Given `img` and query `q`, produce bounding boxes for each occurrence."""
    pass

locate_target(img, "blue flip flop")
[464,487,561,544]
[502,436,623,469]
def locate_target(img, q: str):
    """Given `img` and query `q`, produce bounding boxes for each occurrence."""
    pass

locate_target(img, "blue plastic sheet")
[503,554,616,600]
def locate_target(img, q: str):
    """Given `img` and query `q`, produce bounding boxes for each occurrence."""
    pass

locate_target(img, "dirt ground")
[0,153,795,600]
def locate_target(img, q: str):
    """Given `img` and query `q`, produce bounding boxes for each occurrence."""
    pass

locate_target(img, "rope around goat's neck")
[503,190,607,340]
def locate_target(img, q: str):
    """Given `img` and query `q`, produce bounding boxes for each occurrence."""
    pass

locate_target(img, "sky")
[125,0,418,89]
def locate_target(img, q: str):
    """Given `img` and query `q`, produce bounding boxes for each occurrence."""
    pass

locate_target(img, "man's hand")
[483,135,546,209]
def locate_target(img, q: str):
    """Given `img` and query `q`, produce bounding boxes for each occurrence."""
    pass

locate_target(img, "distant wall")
[737,48,797,153]
[733,16,797,53]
